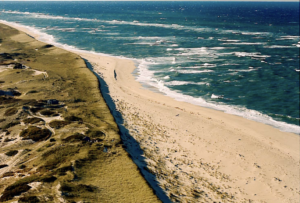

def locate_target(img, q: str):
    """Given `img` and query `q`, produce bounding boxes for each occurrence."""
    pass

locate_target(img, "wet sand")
[4,21,300,203]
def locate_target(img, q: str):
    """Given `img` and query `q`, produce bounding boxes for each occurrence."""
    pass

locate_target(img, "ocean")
[0,1,299,133]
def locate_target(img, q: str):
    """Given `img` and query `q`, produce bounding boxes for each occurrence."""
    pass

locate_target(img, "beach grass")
[0,23,160,202]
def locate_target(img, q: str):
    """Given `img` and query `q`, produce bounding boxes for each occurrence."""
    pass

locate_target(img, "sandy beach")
[4,21,300,203]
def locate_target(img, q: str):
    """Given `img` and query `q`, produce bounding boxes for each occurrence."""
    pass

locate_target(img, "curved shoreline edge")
[2,20,299,202]
[1,19,299,135]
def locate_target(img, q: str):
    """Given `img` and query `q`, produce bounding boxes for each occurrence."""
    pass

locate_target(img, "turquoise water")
[0,1,299,133]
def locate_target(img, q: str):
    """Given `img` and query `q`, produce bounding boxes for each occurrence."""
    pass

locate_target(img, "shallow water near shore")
[0,1,299,133]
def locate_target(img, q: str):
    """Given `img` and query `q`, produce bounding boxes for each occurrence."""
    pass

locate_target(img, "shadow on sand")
[83,59,172,203]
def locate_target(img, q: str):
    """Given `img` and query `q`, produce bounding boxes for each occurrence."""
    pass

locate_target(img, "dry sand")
[5,21,300,203]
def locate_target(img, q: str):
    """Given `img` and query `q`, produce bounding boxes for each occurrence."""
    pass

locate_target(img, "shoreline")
[3,21,300,202]
[1,19,299,135]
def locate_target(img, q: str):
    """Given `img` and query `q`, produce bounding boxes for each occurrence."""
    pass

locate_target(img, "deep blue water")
[0,1,299,133]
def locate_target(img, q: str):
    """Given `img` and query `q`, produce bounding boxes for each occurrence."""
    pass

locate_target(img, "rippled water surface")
[0,1,299,133]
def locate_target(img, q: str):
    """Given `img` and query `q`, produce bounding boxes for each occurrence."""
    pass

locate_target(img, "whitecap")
[211,94,224,99]
[177,70,213,74]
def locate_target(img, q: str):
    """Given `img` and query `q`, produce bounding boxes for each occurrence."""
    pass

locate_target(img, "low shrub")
[0,164,8,169]
[23,117,44,124]
[49,120,70,129]
[2,121,20,130]
[87,129,105,140]
[19,196,40,203]
[5,150,18,156]
[40,109,57,116]
[39,175,57,183]
[2,171,15,177]
[63,133,84,142]
[20,126,51,141]
[65,116,83,123]
[0,183,32,201]
[4,107,18,116]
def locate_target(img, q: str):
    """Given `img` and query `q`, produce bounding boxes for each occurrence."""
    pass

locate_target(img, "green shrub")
[2,121,20,130]
[19,196,40,203]
[20,126,51,141]
[0,183,31,201]
[5,150,18,156]
[23,117,44,124]
[62,133,84,142]
[40,109,57,116]
[4,107,18,116]
[65,116,83,123]
[49,120,70,129]
[0,164,8,169]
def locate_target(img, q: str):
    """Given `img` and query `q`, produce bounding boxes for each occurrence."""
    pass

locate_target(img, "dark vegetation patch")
[43,44,54,48]
[19,196,40,203]
[50,138,56,142]
[1,171,15,178]
[30,107,43,113]
[0,96,19,105]
[0,164,8,169]
[65,116,83,123]
[4,137,15,142]
[39,175,57,183]
[19,164,26,169]
[0,81,5,83]
[23,117,44,124]
[49,120,70,129]
[87,129,106,140]
[60,182,96,198]
[63,133,85,143]
[38,145,80,172]
[4,107,18,116]
[56,165,73,176]
[13,63,23,69]
[20,126,51,141]
[40,109,59,117]
[0,118,6,122]
[0,175,39,202]
[1,121,20,130]
[72,98,86,103]
[27,90,39,94]
[5,150,18,156]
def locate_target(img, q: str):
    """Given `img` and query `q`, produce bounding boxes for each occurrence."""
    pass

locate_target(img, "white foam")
[136,59,300,134]
[263,45,296,48]
[218,39,240,42]
[165,81,206,86]
[211,94,224,99]
[234,52,271,58]
[228,69,256,72]
[241,32,270,35]
[177,70,214,74]
[222,42,266,45]
[2,20,298,134]
[1,10,270,37]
